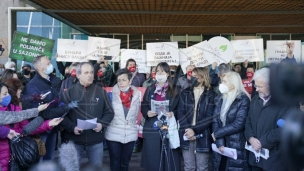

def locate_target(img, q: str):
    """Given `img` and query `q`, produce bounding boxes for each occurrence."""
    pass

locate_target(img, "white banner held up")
[146,42,179,66]
[86,37,121,61]
[204,36,234,65]
[301,45,304,63]
[179,41,215,73]
[266,40,301,64]
[231,39,264,62]
[56,39,88,62]
[121,49,148,73]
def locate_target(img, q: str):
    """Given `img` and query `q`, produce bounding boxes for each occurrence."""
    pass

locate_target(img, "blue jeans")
[107,140,135,171]
[40,131,57,161]
[75,142,104,168]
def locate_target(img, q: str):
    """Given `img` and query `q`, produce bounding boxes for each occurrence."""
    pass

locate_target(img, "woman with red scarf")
[140,62,181,171]
[105,68,141,171]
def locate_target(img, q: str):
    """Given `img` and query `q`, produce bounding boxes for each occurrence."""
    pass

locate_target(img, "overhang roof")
[24,0,304,35]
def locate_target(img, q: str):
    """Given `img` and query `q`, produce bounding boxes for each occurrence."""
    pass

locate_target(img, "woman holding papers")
[211,72,251,171]
[177,67,216,171]
[105,68,141,171]
[140,62,181,171]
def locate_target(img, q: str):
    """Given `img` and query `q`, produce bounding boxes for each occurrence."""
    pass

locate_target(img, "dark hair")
[115,68,132,80]
[155,62,178,97]
[247,63,255,69]
[0,69,16,83]
[3,78,23,105]
[234,64,241,67]
[125,59,136,68]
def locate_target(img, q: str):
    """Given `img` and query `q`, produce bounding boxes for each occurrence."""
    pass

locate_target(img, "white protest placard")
[56,39,88,62]
[231,39,264,62]
[204,36,234,65]
[179,41,215,73]
[301,45,304,63]
[86,36,121,61]
[146,42,179,66]
[266,40,301,64]
[121,49,148,73]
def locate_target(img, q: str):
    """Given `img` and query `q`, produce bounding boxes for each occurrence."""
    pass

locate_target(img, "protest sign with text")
[266,40,301,63]
[9,31,54,62]
[121,49,149,73]
[56,39,88,62]
[231,39,264,62]
[86,37,120,61]
[146,42,179,66]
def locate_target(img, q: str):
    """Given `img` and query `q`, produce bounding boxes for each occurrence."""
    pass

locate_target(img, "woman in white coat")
[105,68,141,171]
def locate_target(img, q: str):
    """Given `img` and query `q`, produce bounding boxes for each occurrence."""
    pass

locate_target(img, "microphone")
[277,119,285,128]
[153,120,162,131]
[22,116,45,135]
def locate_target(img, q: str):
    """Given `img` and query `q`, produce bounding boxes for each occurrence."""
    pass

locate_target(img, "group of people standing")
[0,56,296,171]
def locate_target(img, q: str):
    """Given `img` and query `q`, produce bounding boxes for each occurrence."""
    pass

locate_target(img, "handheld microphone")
[277,119,285,128]
[153,120,162,131]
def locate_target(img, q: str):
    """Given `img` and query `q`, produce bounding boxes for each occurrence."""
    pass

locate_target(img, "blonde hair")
[192,67,211,89]
[222,72,250,100]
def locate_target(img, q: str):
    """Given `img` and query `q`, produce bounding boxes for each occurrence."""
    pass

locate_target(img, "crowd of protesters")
[0,55,300,171]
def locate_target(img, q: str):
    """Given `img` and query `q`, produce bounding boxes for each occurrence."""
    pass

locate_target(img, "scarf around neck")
[154,81,168,98]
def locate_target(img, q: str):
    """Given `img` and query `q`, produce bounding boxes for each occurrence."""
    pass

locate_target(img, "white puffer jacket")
[105,85,140,144]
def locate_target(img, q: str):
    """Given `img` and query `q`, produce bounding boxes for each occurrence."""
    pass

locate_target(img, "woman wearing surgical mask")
[0,82,62,171]
[140,62,181,171]
[125,58,145,87]
[105,68,141,171]
[178,67,215,171]
[211,72,251,171]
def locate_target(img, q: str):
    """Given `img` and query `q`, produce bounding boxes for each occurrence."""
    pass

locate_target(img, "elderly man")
[245,67,292,171]
[60,62,114,168]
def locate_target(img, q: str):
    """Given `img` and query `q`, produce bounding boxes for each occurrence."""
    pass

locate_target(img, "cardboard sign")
[146,42,179,66]
[56,39,88,62]
[121,49,149,73]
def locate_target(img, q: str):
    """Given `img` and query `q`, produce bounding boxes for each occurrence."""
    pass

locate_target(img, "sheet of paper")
[245,142,269,160]
[77,118,97,130]
[212,143,238,160]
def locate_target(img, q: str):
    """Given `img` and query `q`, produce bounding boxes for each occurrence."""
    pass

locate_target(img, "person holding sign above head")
[105,68,141,171]
[176,64,195,91]
[211,72,251,171]
[140,62,181,171]
[178,67,216,171]
[125,59,145,87]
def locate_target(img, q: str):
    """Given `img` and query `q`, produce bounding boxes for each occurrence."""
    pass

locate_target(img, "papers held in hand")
[211,143,238,160]
[245,142,269,162]
[77,118,97,130]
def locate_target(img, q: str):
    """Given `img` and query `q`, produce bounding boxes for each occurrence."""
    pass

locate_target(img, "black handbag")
[10,135,40,169]
[9,153,21,171]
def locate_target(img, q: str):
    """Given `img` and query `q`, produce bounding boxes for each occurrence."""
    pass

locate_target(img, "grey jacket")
[177,76,191,91]
[0,108,39,125]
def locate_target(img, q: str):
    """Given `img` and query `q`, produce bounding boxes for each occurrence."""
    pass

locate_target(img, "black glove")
[67,101,79,109]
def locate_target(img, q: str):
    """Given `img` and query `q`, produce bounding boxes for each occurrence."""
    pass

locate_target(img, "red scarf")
[120,88,133,109]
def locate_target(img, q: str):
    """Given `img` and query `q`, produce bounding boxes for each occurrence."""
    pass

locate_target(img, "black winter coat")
[60,82,114,145]
[140,84,181,171]
[178,86,215,153]
[244,96,293,171]
[212,93,250,171]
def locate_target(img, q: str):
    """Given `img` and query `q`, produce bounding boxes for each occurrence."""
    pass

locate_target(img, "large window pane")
[143,35,170,50]
[271,34,290,40]
[188,35,201,47]
[171,34,186,48]
[114,35,128,49]
[129,34,142,49]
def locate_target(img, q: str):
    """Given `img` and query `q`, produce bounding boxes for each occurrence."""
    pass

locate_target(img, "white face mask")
[156,74,167,83]
[219,84,229,94]
[44,64,54,75]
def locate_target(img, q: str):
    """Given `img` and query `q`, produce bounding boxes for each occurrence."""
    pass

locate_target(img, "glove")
[32,94,42,101]
[67,101,79,109]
